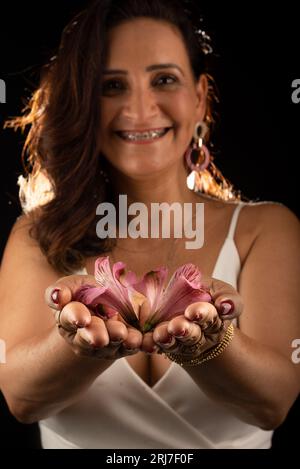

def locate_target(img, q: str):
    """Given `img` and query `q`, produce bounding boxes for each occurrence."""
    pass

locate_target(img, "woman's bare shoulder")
[236,201,299,265]
[241,201,299,234]
[5,213,38,245]
[225,200,299,269]
[1,213,62,280]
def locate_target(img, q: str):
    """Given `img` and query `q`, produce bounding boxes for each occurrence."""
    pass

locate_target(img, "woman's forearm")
[184,327,299,430]
[1,327,114,423]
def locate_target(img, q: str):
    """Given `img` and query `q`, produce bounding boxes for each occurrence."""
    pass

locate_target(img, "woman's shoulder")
[194,191,298,228]
[3,213,48,261]
[9,213,34,236]
[192,191,298,240]
[2,213,59,276]
[240,200,299,233]
[3,213,36,254]
[236,200,300,266]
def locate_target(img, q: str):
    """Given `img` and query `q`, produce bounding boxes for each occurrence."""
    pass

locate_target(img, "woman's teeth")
[117,128,170,142]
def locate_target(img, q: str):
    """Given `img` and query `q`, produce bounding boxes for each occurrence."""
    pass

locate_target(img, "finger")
[152,322,175,348]
[184,301,218,327]
[122,326,143,351]
[167,315,202,344]
[140,331,160,354]
[105,318,128,345]
[45,274,98,310]
[201,277,243,320]
[216,298,242,320]
[59,301,92,331]
[74,315,109,349]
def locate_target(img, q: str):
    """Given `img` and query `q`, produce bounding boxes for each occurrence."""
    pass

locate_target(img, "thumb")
[45,274,97,310]
[45,285,71,311]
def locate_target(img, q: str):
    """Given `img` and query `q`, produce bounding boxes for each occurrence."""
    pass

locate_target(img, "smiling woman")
[4,0,231,275]
[0,0,299,451]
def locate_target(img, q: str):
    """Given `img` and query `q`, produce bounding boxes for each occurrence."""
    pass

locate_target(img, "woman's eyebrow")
[103,63,184,75]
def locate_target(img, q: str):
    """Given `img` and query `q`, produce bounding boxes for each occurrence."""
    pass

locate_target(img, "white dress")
[39,202,273,448]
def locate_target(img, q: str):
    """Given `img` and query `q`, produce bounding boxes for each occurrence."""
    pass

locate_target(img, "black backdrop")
[0,0,299,449]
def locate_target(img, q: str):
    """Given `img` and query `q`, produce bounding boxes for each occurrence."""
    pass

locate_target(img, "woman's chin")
[106,157,172,180]
[121,164,168,180]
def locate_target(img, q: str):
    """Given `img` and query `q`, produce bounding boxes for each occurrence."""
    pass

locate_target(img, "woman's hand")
[45,274,143,360]
[141,277,243,357]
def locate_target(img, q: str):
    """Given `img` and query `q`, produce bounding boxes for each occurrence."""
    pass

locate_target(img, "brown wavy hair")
[5,0,239,274]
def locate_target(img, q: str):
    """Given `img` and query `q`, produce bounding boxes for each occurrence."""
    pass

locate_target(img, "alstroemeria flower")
[74,257,142,329]
[74,257,212,332]
[135,263,211,331]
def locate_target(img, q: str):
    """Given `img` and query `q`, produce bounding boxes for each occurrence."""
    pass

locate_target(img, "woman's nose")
[122,87,158,122]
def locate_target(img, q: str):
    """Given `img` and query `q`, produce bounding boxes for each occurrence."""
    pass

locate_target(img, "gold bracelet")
[165,323,235,367]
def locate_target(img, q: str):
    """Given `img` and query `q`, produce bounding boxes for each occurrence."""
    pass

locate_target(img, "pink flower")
[74,257,142,329]
[74,257,211,332]
[135,263,211,331]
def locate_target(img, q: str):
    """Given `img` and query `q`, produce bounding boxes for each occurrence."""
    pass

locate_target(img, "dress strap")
[227,202,246,240]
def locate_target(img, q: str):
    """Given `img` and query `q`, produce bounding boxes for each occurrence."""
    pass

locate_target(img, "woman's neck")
[108,161,196,207]
[101,162,211,248]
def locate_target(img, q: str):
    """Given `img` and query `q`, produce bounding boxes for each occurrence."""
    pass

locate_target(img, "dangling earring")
[185,121,210,172]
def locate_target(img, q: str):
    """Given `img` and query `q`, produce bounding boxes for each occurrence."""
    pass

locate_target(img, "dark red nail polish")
[51,289,60,304]
[220,300,234,315]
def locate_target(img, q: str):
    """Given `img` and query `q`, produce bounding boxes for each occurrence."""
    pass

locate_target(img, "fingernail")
[174,329,188,338]
[51,288,60,305]
[220,300,234,315]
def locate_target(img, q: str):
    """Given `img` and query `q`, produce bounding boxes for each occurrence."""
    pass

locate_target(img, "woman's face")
[99,18,207,180]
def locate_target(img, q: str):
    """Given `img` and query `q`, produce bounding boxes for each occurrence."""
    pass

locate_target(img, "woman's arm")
[2,326,116,424]
[0,217,140,423]
[184,203,300,430]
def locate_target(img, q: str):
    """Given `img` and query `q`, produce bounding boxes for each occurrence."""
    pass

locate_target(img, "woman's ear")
[195,74,208,121]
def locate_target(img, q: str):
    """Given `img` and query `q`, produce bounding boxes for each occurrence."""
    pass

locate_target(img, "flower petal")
[168,263,203,289]
[133,267,167,312]
[93,256,141,328]
[73,284,107,305]
[142,264,211,331]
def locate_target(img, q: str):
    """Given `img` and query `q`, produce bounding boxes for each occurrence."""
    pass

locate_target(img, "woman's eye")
[101,75,178,95]
[102,80,125,94]
[154,75,178,87]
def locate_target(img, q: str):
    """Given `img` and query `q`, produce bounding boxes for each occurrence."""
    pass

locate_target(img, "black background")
[0,0,299,449]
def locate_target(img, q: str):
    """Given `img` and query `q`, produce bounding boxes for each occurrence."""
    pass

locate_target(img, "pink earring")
[185,121,210,172]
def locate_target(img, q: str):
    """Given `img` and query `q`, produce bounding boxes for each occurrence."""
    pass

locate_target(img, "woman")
[0,0,299,449]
